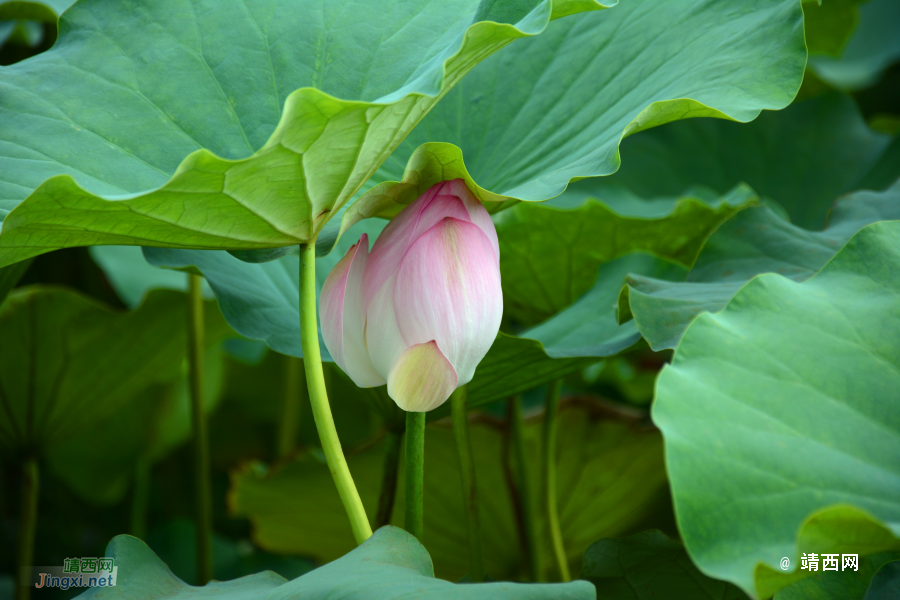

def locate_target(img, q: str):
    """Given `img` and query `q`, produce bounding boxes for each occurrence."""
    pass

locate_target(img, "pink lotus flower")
[320,179,502,412]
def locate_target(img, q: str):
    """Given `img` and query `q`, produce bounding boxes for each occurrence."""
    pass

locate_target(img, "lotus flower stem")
[508,396,542,581]
[187,273,213,584]
[130,456,151,539]
[404,411,426,539]
[299,242,373,544]
[277,355,305,458]
[542,379,570,581]
[376,428,403,528]
[15,458,38,600]
[451,385,485,582]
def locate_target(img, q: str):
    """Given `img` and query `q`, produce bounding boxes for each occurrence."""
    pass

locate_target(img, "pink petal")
[319,235,384,387]
[320,246,353,364]
[362,189,468,311]
[361,179,496,313]
[441,179,499,264]
[392,217,503,385]
[387,340,458,412]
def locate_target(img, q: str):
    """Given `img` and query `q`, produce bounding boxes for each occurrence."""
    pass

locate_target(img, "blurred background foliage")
[0,0,897,598]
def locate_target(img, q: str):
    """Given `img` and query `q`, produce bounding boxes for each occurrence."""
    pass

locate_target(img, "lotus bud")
[320,179,502,412]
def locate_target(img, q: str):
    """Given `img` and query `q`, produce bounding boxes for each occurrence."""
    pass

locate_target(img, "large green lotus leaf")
[653,220,900,598]
[44,347,224,506]
[580,93,898,230]
[0,0,610,269]
[0,287,230,457]
[618,182,900,351]
[347,0,805,229]
[144,518,313,587]
[774,553,900,600]
[808,0,900,91]
[231,402,667,582]
[75,527,593,599]
[497,185,755,325]
[582,530,748,599]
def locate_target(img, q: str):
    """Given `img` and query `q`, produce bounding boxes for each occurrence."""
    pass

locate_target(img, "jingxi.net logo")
[27,557,117,591]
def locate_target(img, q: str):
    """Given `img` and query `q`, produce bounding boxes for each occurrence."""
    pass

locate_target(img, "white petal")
[363,270,408,383]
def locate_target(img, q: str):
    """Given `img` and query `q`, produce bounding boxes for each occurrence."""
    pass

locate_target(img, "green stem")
[130,456,151,539]
[278,355,305,458]
[509,396,542,582]
[404,411,425,540]
[376,428,403,529]
[451,386,485,582]
[16,458,38,600]
[299,242,372,544]
[187,273,213,585]
[0,257,33,306]
[542,380,570,582]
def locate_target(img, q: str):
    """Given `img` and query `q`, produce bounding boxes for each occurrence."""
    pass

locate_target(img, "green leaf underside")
[90,245,212,308]
[75,527,594,599]
[91,245,269,364]
[756,508,900,598]
[44,347,224,506]
[0,19,43,47]
[653,221,900,598]
[0,286,230,456]
[0,0,612,269]
[143,218,392,363]
[230,402,666,582]
[585,93,899,231]
[347,0,804,233]
[582,530,748,599]
[496,185,755,325]
[808,0,900,91]
[620,182,900,351]
[0,21,14,46]
[520,254,685,359]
